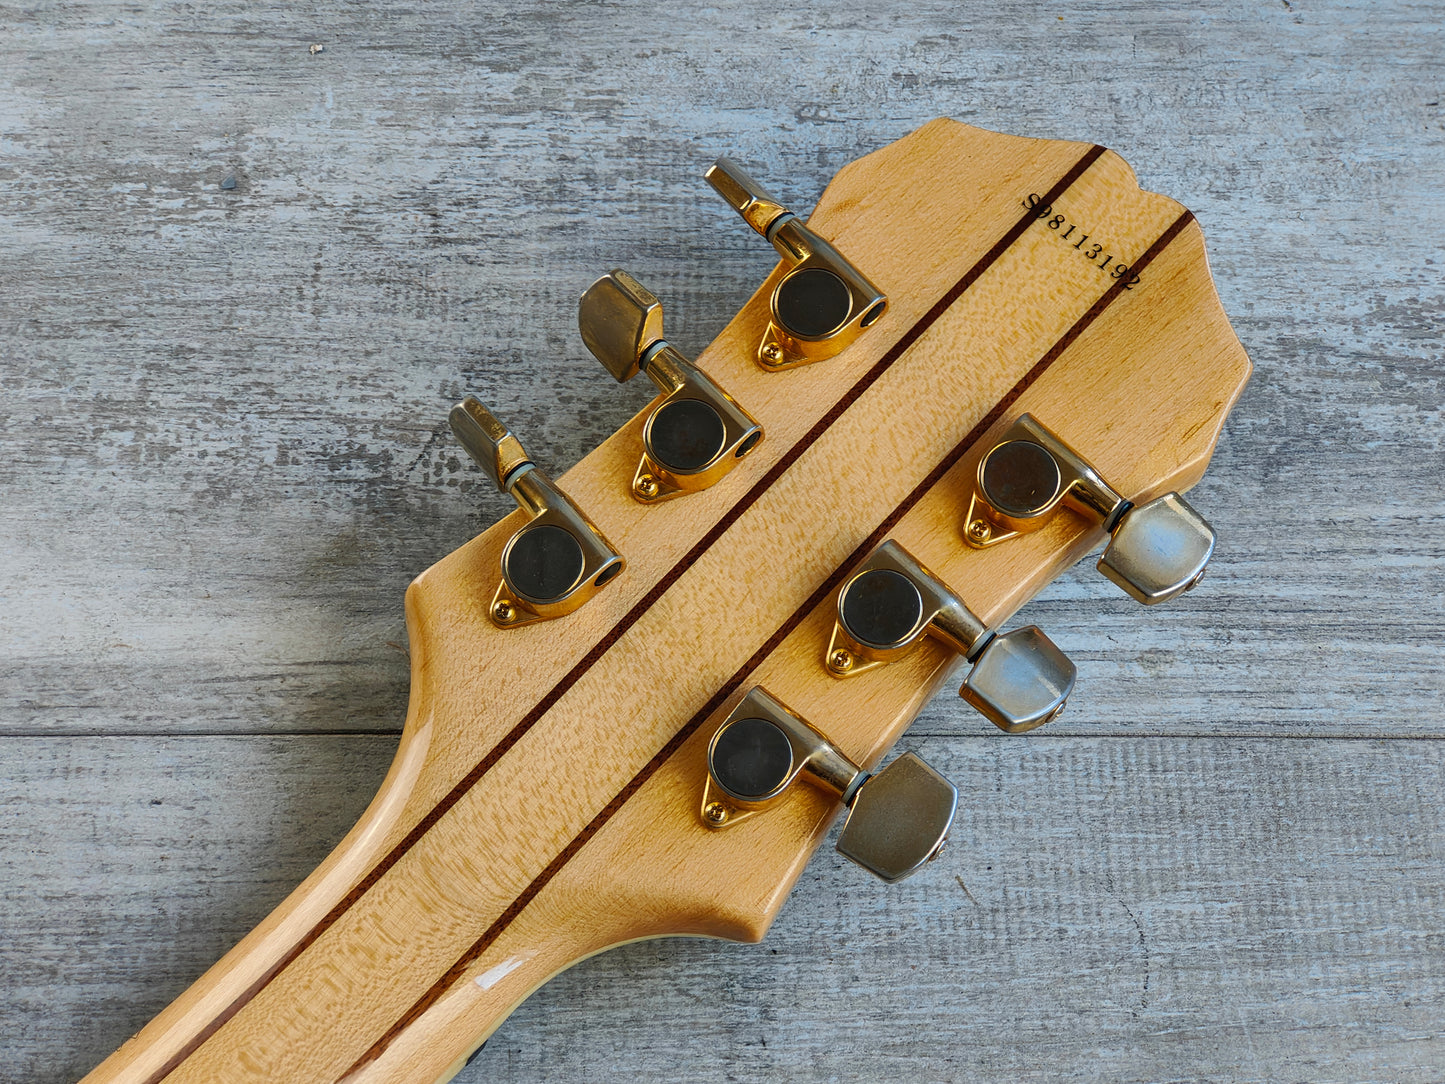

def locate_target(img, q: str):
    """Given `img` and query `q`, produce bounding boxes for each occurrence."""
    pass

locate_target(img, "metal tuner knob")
[705,157,886,371]
[702,687,956,884]
[579,269,763,502]
[450,397,624,628]
[828,539,1076,734]
[965,413,1216,605]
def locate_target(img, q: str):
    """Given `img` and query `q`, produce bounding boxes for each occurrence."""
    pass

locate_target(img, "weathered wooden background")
[2,1,1442,1081]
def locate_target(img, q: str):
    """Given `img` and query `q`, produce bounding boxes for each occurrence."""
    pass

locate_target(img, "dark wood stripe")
[143,146,1104,1084]
[344,204,1197,1079]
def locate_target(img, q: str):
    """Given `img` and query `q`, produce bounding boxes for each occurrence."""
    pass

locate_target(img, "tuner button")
[450,397,624,628]
[449,397,534,493]
[580,270,764,503]
[960,627,1076,734]
[578,269,663,384]
[1098,493,1215,605]
[704,157,789,237]
[836,753,958,884]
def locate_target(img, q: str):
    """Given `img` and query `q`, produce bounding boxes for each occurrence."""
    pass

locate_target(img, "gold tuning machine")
[579,270,764,503]
[705,157,887,371]
[700,686,956,885]
[826,540,1076,734]
[965,413,1216,605]
[449,397,624,628]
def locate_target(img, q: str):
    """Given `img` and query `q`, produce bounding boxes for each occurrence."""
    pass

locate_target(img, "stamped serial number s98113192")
[1023,192,1142,289]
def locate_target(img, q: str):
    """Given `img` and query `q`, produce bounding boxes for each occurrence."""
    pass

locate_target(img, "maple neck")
[81,630,616,1084]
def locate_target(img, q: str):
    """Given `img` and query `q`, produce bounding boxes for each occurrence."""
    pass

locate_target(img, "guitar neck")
[82,690,612,1083]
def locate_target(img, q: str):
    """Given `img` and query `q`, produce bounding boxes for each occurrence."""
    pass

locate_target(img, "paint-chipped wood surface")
[1,3,1440,1082]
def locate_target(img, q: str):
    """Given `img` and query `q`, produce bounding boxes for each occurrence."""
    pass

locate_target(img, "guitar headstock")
[384,116,1248,1066]
[86,118,1250,1083]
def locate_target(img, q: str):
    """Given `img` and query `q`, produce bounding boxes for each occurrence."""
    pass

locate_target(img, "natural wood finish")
[75,120,1249,1084]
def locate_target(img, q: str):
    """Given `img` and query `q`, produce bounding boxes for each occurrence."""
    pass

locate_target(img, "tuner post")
[450,397,624,628]
[579,270,764,503]
[705,157,887,372]
[827,540,1076,734]
[966,413,1216,605]
[700,687,956,885]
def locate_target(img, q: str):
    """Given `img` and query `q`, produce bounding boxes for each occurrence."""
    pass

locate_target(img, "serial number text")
[1022,193,1141,289]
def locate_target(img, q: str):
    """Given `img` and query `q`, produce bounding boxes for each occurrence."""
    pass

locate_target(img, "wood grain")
[2,2,1442,1082]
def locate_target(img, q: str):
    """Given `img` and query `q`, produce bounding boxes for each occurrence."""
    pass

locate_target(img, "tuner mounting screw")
[827,648,855,674]
[760,342,784,366]
[967,518,992,544]
[634,473,660,500]
[703,801,730,826]
[492,600,517,625]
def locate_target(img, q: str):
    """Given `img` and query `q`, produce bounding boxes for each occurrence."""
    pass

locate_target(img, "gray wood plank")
[3,736,1441,1083]
[1,0,1442,1080]
[0,737,394,1081]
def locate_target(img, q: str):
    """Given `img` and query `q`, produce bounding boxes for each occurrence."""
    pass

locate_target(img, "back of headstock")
[83,119,1250,1084]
